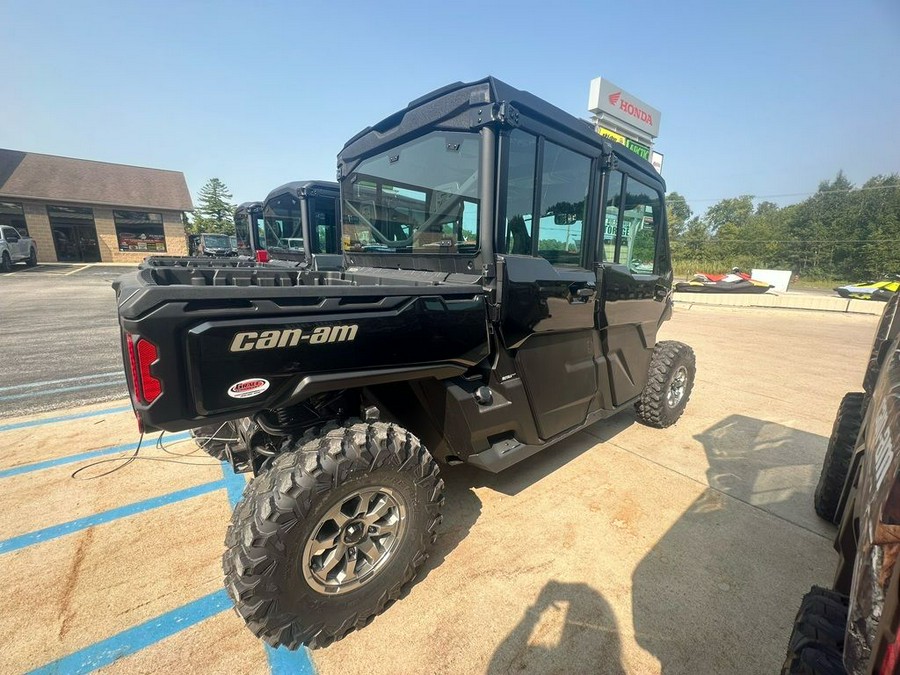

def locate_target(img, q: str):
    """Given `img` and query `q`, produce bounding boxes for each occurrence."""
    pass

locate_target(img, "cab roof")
[264,180,339,204]
[340,76,662,188]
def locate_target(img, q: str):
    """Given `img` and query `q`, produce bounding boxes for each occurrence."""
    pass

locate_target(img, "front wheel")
[223,422,443,649]
[814,392,864,524]
[0,252,10,273]
[635,340,696,428]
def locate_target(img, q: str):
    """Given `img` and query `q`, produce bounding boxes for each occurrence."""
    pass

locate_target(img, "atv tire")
[814,392,864,524]
[223,421,443,649]
[635,340,696,428]
[781,586,848,675]
[189,422,234,461]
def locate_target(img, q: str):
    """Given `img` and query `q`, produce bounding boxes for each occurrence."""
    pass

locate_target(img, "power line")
[678,183,900,203]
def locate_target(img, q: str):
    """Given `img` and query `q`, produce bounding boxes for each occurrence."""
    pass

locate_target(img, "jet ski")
[835,276,900,301]
[675,268,773,294]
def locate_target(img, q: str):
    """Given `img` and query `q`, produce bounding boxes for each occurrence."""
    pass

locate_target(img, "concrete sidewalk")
[675,289,885,315]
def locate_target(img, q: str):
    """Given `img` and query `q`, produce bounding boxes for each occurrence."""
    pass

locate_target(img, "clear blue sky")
[2,0,898,216]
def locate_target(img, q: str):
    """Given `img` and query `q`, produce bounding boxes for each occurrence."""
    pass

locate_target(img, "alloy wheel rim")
[667,366,688,408]
[301,486,407,595]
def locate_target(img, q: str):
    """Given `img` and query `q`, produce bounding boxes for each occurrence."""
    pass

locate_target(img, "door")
[48,206,101,262]
[596,170,672,406]
[498,131,599,440]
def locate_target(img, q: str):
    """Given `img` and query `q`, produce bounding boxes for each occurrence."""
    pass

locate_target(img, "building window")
[113,211,166,252]
[0,201,28,237]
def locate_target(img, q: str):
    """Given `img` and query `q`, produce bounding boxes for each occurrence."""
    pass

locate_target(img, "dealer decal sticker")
[227,378,270,399]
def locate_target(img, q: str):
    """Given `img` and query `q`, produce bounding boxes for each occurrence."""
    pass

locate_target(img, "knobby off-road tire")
[26,247,37,267]
[635,340,696,428]
[0,252,11,273]
[223,421,444,649]
[814,392,864,524]
[781,586,848,675]
[189,422,234,461]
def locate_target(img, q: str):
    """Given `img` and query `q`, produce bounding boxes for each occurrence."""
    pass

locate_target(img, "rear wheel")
[223,421,443,649]
[635,340,696,428]
[814,392,864,524]
[26,247,37,267]
[0,252,10,273]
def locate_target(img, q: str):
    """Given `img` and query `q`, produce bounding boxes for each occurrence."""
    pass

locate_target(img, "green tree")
[666,191,692,239]
[189,178,236,235]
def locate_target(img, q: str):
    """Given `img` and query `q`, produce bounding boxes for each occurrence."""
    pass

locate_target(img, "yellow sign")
[597,127,626,145]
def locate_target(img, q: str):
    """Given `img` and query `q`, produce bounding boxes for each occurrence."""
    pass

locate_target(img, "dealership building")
[0,149,192,263]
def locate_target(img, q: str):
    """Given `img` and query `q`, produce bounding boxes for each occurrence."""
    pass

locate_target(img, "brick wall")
[163,212,188,256]
[21,202,57,262]
[13,200,189,263]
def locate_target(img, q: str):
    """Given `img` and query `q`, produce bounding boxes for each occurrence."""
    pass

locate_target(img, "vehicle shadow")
[487,580,625,675]
[416,413,634,586]
[631,415,833,674]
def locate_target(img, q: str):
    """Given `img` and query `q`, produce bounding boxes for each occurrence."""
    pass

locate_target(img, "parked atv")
[113,77,695,650]
[785,293,900,673]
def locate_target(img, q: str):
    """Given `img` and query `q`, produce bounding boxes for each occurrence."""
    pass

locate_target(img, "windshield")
[203,234,231,248]
[263,193,304,255]
[342,131,480,254]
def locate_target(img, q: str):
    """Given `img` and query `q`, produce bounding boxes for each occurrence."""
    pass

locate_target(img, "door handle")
[654,285,669,300]
[569,283,596,303]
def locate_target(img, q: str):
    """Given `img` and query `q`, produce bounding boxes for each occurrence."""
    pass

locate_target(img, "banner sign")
[598,127,651,161]
[597,127,626,145]
[624,139,650,160]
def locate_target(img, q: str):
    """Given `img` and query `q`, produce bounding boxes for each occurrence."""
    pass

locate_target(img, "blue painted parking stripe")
[221,461,247,507]
[267,645,316,675]
[220,463,316,674]
[28,589,234,675]
[0,405,132,433]
[0,432,191,479]
[0,480,223,555]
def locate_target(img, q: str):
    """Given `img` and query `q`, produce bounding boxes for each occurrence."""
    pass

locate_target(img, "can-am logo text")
[229,325,359,352]
[608,91,653,126]
[227,378,270,399]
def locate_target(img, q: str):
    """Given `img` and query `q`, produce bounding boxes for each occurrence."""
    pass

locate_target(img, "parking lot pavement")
[0,305,880,674]
[0,267,136,418]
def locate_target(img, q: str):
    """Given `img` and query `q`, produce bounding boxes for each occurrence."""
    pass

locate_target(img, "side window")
[622,177,662,274]
[602,171,624,262]
[537,142,591,266]
[502,130,537,255]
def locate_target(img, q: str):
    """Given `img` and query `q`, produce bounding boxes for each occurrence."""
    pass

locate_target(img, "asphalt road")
[0,264,135,418]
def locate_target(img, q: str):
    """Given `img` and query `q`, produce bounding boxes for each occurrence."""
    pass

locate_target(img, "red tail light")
[255,250,269,263]
[125,333,162,404]
[136,339,162,402]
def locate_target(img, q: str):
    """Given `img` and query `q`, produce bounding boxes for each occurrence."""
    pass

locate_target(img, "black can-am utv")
[113,76,695,649]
